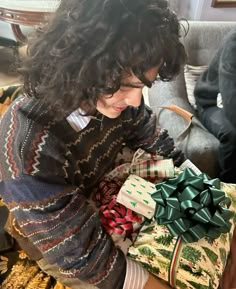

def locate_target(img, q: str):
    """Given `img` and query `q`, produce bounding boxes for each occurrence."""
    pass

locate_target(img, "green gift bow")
[151,168,233,243]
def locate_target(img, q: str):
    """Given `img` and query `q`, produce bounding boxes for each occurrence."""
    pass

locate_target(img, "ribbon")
[100,195,144,237]
[92,177,123,207]
[152,168,233,243]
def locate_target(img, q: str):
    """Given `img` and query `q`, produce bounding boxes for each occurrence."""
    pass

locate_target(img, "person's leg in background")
[197,105,236,183]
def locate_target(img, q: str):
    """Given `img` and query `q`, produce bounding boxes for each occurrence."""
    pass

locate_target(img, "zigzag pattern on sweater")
[4,97,27,179]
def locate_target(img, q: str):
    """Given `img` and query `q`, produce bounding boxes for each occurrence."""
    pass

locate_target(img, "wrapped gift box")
[127,181,236,289]
[116,174,156,219]
[106,148,175,183]
[130,159,175,180]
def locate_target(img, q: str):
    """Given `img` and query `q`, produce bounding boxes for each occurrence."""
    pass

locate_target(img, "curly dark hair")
[21,0,186,119]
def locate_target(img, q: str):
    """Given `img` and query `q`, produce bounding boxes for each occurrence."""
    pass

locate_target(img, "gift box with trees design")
[117,169,236,289]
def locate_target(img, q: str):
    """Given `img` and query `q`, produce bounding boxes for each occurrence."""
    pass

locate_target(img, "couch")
[148,21,236,178]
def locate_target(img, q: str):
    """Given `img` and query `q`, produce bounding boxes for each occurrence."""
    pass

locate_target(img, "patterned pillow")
[184,65,208,110]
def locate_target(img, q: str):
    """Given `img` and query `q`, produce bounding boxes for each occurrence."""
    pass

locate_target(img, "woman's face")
[96,66,159,118]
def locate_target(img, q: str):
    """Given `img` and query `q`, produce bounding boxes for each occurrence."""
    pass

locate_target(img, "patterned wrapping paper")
[116,174,156,219]
[92,148,236,289]
[127,182,236,289]
[106,148,174,183]
[90,148,175,240]
[130,159,175,180]
[94,149,236,288]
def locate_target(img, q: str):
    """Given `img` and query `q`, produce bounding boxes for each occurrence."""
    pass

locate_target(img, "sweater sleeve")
[1,174,127,289]
[124,98,186,166]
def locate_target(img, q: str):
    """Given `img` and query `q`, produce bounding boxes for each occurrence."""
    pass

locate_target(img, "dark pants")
[197,105,236,183]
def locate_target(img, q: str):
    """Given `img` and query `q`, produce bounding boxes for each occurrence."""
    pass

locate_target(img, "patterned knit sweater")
[0,94,185,289]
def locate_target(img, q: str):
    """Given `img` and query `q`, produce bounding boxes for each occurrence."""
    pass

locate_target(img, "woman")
[0,0,187,288]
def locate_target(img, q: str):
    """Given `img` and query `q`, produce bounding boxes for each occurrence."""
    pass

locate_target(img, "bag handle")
[159,104,207,149]
[160,104,193,123]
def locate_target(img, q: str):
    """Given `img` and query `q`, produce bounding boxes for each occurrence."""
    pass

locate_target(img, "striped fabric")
[66,108,91,131]
[123,258,149,289]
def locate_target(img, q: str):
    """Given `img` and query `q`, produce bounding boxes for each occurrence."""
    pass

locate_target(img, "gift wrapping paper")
[128,182,236,289]
[130,159,174,180]
[106,148,175,183]
[116,174,156,219]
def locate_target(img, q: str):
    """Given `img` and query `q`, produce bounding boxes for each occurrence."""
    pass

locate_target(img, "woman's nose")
[124,88,143,107]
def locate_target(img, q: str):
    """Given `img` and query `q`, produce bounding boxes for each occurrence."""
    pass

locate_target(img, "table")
[0,1,58,43]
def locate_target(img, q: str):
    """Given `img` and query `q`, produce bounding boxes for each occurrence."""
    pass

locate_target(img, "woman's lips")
[112,106,127,112]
